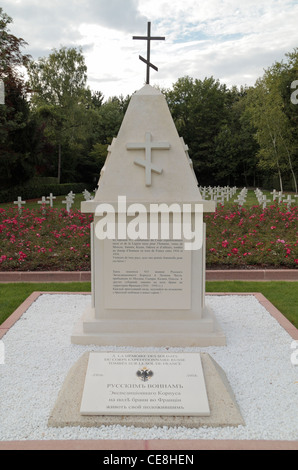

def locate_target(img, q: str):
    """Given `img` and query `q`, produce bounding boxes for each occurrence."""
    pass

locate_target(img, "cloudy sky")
[2,0,298,99]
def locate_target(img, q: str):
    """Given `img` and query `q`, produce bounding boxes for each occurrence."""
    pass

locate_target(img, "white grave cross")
[14,197,26,213]
[62,195,73,213]
[38,196,48,204]
[38,196,50,214]
[46,193,56,207]
[83,189,93,201]
[127,132,170,186]
[262,195,271,209]
[283,195,296,210]
[277,191,284,204]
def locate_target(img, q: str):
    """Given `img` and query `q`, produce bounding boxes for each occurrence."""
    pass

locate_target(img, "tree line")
[1,8,297,192]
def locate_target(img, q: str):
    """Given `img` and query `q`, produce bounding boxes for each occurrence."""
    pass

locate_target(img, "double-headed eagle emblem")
[136,367,154,382]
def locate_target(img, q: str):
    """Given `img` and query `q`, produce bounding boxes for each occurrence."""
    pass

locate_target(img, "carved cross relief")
[127,132,170,186]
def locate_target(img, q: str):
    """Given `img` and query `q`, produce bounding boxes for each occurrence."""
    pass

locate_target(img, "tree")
[28,47,89,183]
[237,94,260,187]
[96,97,129,144]
[0,8,33,187]
[0,8,30,85]
[263,51,298,192]
[246,82,283,191]
[246,56,298,192]
[80,95,131,183]
[165,76,248,186]
[28,46,87,108]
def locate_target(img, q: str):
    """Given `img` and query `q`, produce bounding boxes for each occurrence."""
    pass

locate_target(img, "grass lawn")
[206,281,298,328]
[0,281,297,328]
[0,282,91,325]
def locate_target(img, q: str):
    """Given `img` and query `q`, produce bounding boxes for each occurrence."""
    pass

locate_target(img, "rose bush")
[0,202,297,271]
[0,207,93,271]
[205,203,298,268]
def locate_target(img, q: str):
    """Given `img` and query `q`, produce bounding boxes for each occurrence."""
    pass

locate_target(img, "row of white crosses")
[14,193,57,213]
[271,189,297,209]
[62,190,95,212]
[13,190,94,214]
[255,188,297,209]
[199,186,238,207]
[270,189,284,204]
[63,189,95,212]
[38,193,57,214]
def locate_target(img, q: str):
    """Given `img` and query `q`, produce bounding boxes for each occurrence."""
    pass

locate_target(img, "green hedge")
[0,183,94,204]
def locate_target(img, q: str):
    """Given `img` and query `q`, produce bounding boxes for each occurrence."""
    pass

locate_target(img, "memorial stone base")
[48,351,245,428]
[71,305,226,347]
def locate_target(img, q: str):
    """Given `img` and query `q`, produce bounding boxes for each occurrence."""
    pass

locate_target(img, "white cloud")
[1,0,298,98]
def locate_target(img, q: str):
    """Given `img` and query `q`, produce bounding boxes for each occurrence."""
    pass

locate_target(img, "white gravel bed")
[0,293,297,442]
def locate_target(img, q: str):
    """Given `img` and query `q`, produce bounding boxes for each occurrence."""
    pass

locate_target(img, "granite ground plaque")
[80,352,210,417]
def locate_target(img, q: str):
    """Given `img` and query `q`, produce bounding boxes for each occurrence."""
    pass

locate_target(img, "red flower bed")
[0,207,93,271]
[0,203,297,271]
[205,204,298,269]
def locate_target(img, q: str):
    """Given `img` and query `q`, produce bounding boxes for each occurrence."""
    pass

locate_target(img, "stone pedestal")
[71,85,226,347]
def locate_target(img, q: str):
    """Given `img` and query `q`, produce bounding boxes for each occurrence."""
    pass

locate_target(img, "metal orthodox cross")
[127,132,170,187]
[133,22,165,84]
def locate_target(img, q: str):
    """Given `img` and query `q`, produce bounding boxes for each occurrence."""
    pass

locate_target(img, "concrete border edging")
[0,439,297,450]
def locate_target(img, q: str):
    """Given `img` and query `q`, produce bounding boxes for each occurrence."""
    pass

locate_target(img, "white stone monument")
[49,23,245,428]
[71,84,226,347]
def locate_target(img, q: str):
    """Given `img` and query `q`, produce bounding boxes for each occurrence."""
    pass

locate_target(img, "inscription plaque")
[80,352,210,416]
[104,239,191,309]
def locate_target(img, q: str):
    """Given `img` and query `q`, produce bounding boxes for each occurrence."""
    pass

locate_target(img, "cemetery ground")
[0,187,297,448]
[0,187,297,328]
[0,188,297,272]
[0,190,298,325]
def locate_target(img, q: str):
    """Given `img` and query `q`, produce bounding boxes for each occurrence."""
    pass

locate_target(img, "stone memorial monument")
[50,23,244,429]
[71,23,226,348]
